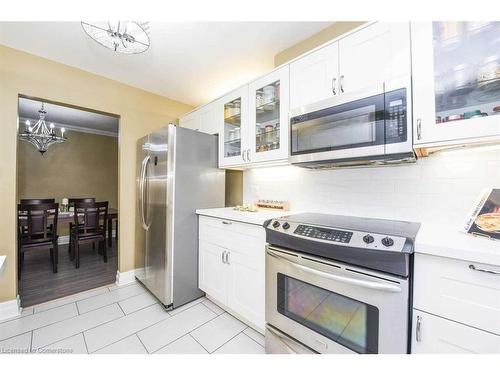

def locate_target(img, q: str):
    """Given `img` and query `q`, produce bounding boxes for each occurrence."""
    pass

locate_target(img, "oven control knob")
[362,234,374,244]
[272,221,280,228]
[382,236,394,247]
[282,222,290,230]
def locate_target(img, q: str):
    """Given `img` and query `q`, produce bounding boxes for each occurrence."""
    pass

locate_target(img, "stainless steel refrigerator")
[136,124,224,309]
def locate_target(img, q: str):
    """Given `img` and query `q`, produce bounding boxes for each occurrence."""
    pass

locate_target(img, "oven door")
[265,246,409,354]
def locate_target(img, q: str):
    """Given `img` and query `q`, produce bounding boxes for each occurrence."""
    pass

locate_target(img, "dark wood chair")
[17,202,59,279]
[68,198,95,254]
[19,199,56,234]
[69,201,108,268]
[20,198,55,204]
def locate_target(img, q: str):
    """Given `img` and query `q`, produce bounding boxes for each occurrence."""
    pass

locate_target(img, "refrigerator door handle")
[139,155,151,231]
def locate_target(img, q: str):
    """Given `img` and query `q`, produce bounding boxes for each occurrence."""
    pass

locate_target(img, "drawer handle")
[416,315,422,342]
[469,264,500,275]
[222,220,232,225]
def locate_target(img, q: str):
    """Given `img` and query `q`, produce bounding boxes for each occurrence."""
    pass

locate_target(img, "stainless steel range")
[264,213,420,354]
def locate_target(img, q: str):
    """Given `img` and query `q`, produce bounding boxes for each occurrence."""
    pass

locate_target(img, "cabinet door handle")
[340,75,345,93]
[416,315,422,342]
[247,149,251,162]
[469,264,500,275]
[241,150,246,162]
[221,250,226,264]
[226,251,230,265]
[417,119,422,140]
[222,220,232,225]
[331,77,337,95]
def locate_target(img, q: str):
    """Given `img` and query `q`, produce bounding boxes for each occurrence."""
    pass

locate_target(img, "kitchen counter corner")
[196,207,293,226]
[415,224,500,266]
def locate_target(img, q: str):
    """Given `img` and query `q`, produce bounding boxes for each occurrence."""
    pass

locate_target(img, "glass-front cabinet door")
[218,86,248,167]
[412,22,500,146]
[248,66,290,163]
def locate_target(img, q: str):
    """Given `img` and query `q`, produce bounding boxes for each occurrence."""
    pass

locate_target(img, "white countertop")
[196,207,292,226]
[0,255,6,276]
[196,208,500,266]
[415,223,500,266]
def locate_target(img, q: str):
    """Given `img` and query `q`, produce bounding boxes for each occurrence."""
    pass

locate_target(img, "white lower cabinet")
[198,215,265,331]
[412,253,500,353]
[199,241,228,303]
[414,253,500,335]
[411,310,500,354]
[227,250,265,330]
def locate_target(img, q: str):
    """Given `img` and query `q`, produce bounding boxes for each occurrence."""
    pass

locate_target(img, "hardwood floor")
[19,239,118,307]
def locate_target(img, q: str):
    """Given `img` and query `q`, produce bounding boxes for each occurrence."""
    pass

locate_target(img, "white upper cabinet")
[289,22,411,110]
[218,68,290,168]
[218,86,249,167]
[289,41,339,110]
[179,100,219,135]
[412,22,500,147]
[198,102,219,134]
[339,22,411,94]
[247,66,290,164]
[179,111,200,131]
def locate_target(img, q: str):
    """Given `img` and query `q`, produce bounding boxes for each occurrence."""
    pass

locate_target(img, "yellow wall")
[274,21,366,66]
[0,45,193,303]
[17,131,118,236]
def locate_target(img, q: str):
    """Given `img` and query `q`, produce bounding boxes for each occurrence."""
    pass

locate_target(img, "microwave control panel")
[385,88,407,143]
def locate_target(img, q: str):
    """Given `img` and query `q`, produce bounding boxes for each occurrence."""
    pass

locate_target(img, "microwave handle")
[267,249,402,293]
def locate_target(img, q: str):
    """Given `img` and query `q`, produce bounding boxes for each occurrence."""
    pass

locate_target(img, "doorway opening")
[16,95,120,307]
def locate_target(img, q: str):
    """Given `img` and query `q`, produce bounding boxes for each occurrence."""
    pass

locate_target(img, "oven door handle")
[267,249,402,293]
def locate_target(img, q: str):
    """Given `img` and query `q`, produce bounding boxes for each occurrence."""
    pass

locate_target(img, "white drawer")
[411,310,500,354]
[199,215,266,258]
[414,253,500,335]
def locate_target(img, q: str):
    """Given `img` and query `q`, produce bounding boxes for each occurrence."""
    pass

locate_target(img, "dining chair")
[68,198,95,254]
[69,201,108,268]
[17,202,59,279]
[19,199,56,234]
[20,198,56,204]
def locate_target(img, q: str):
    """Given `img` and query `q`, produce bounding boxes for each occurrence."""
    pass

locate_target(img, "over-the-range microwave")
[289,78,415,169]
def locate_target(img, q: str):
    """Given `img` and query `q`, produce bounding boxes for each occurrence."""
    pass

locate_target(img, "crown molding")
[19,117,118,138]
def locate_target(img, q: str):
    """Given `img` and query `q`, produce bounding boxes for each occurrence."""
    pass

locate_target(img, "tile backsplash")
[243,147,500,227]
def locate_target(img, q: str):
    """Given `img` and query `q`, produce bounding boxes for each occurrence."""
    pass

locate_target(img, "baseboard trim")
[205,294,265,335]
[0,295,21,321]
[58,230,116,245]
[115,267,143,287]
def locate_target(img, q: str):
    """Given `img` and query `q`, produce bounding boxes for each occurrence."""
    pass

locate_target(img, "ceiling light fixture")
[81,21,150,54]
[18,103,67,155]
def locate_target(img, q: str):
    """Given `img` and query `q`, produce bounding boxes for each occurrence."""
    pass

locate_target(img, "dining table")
[19,208,118,247]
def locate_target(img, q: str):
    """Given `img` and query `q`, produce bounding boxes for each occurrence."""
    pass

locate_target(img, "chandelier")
[18,103,66,155]
[81,21,150,54]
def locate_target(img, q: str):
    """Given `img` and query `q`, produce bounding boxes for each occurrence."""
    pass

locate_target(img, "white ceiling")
[19,97,119,135]
[0,22,332,106]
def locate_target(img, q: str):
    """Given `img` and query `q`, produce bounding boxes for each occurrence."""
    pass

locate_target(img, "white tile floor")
[0,281,265,354]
